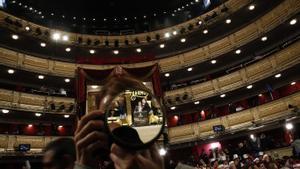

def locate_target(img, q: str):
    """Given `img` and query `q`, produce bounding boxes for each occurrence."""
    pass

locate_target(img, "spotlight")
[64,114,70,118]
[7,69,15,74]
[250,134,255,140]
[194,101,200,105]
[289,19,297,25]
[203,29,208,34]
[180,38,186,43]
[226,19,231,24]
[35,113,42,117]
[235,49,241,54]
[159,148,167,156]
[291,82,296,85]
[160,44,165,48]
[220,94,226,98]
[113,50,119,55]
[261,36,268,41]
[198,21,202,25]
[65,78,70,83]
[28,124,33,127]
[285,123,293,130]
[52,32,61,41]
[40,42,46,47]
[58,125,63,128]
[89,49,95,54]
[187,67,193,71]
[38,75,44,79]
[247,85,253,89]
[274,73,281,78]
[1,109,9,114]
[65,48,71,52]
[172,31,177,35]
[62,35,69,41]
[258,94,263,97]
[211,60,217,64]
[12,34,19,40]
[91,85,98,89]
[136,48,142,53]
[170,106,176,110]
[248,4,255,10]
[164,73,170,77]
[25,26,30,31]
[164,32,171,38]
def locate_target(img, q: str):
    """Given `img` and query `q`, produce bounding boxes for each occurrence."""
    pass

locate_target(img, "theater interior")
[0,0,300,168]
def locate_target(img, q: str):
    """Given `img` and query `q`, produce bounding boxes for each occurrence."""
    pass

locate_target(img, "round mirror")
[98,76,165,150]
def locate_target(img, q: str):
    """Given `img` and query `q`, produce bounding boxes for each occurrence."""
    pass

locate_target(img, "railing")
[0,135,70,153]
[168,91,300,144]
[0,0,298,76]
[0,0,249,47]
[0,88,74,113]
[164,41,300,106]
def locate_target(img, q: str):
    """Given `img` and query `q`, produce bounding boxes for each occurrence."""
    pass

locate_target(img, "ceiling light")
[290,18,297,25]
[40,42,46,47]
[113,50,119,55]
[172,31,177,35]
[52,32,61,41]
[247,85,253,89]
[275,73,281,78]
[187,67,193,71]
[25,26,30,31]
[7,69,15,74]
[65,48,71,52]
[211,60,217,64]
[142,82,147,85]
[160,44,165,48]
[261,36,268,41]
[164,73,170,77]
[28,124,33,127]
[2,109,9,114]
[159,148,167,156]
[195,0,199,2]
[62,35,69,41]
[198,21,202,25]
[170,106,176,110]
[11,34,19,40]
[220,94,226,98]
[248,4,255,10]
[194,101,200,105]
[89,49,95,54]
[38,75,44,79]
[225,19,231,24]
[35,113,42,117]
[64,114,70,118]
[65,78,70,83]
[51,13,54,16]
[258,94,263,97]
[291,81,296,85]
[164,32,171,38]
[136,48,142,53]
[91,85,98,89]
[58,125,63,128]
[203,29,208,34]
[285,123,293,130]
[250,134,255,140]
[180,38,186,43]
[235,49,241,54]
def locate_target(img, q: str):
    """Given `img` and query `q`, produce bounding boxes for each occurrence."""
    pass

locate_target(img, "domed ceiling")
[3,0,221,34]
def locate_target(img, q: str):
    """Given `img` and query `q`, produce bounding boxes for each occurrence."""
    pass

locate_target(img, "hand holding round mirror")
[97,69,165,150]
